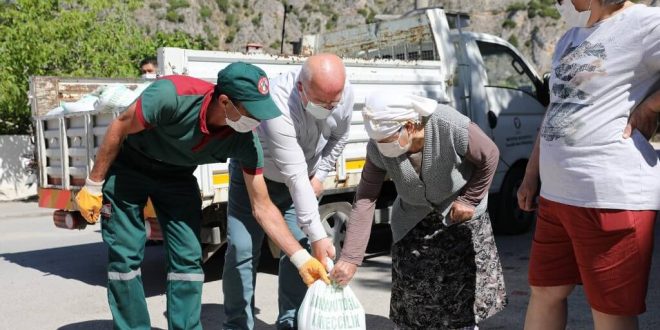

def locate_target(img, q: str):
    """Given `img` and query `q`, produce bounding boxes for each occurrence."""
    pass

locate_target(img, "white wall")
[0,135,36,201]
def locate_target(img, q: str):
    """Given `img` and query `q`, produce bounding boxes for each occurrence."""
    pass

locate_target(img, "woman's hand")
[449,201,475,223]
[517,172,539,211]
[624,104,659,140]
[329,260,358,287]
[624,90,660,140]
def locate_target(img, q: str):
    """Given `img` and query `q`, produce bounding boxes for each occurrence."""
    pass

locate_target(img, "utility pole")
[280,4,292,54]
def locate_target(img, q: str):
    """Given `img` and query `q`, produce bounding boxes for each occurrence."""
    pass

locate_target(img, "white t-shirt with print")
[540,4,660,210]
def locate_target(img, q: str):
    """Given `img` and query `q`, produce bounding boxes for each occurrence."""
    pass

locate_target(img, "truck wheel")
[495,165,535,235]
[318,202,352,259]
[200,203,227,263]
[201,203,227,243]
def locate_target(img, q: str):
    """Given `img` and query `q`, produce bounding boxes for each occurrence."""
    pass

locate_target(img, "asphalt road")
[1,201,660,329]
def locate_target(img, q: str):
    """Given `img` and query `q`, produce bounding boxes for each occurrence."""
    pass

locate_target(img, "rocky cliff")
[135,0,658,73]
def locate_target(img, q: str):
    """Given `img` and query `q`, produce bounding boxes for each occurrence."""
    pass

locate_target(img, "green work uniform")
[101,76,263,330]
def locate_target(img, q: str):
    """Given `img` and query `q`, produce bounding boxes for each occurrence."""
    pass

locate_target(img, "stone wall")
[0,135,36,201]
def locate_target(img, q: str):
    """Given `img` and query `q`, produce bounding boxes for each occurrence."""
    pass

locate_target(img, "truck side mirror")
[487,110,498,129]
[537,73,550,107]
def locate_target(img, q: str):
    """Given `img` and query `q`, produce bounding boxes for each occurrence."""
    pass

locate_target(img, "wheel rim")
[321,212,348,252]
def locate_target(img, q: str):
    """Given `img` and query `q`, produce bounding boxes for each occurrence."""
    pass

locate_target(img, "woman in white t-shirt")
[518,0,660,329]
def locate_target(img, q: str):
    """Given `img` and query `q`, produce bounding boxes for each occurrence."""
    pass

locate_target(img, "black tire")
[494,164,536,235]
[318,202,352,259]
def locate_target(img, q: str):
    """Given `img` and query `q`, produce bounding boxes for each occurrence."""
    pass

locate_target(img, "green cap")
[216,62,281,120]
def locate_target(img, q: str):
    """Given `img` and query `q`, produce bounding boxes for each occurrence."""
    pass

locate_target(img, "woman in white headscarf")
[330,91,507,329]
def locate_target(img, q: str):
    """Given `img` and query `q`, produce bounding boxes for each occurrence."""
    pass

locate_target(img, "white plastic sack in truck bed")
[45,82,152,116]
[94,83,151,112]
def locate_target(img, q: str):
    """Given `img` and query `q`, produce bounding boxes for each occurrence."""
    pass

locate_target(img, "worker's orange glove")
[75,178,104,224]
[290,249,331,286]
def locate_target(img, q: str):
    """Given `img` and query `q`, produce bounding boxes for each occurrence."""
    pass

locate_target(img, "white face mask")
[377,127,411,158]
[306,101,333,120]
[225,102,260,133]
[141,73,157,79]
[301,86,335,120]
[556,0,592,28]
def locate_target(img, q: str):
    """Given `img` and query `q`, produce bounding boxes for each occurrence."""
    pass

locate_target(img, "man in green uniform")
[75,62,330,330]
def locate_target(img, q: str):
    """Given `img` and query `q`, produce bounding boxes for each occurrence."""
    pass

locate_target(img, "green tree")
[0,0,209,134]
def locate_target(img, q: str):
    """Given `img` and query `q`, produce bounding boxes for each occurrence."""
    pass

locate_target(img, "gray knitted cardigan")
[367,104,489,243]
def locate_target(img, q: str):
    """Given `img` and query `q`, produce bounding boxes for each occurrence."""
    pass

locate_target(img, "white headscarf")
[362,91,438,140]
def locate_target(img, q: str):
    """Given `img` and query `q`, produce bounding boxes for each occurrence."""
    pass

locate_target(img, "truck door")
[474,40,546,171]
[472,39,547,234]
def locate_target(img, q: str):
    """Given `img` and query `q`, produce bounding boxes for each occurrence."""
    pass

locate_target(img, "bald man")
[222,54,355,329]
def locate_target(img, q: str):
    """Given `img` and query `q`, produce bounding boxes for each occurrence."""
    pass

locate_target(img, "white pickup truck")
[31,8,548,260]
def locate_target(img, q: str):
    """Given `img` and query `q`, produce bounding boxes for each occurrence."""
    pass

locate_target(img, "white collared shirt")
[258,68,355,241]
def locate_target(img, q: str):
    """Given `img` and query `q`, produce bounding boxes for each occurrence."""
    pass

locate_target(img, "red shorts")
[528,197,657,316]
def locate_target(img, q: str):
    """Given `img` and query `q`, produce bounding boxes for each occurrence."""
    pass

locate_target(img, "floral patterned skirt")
[390,211,507,329]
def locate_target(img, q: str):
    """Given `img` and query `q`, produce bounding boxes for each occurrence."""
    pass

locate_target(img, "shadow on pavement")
[0,237,283,298]
[0,242,168,297]
[366,313,395,329]
[57,320,165,330]
[200,306,394,330]
[353,256,392,290]
[200,304,270,329]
